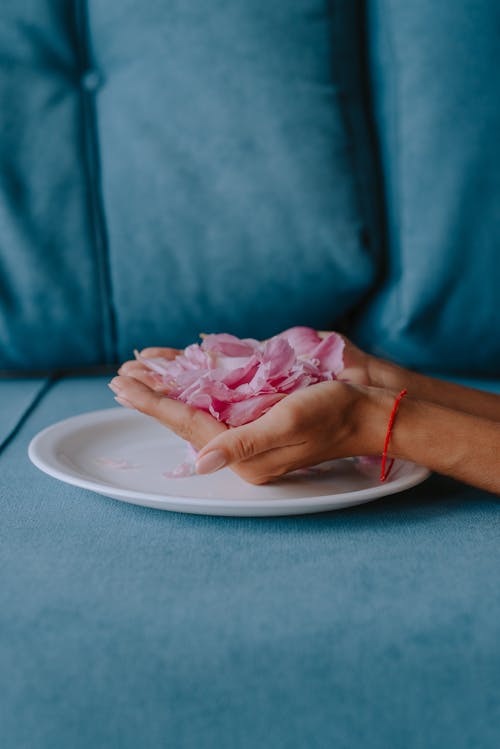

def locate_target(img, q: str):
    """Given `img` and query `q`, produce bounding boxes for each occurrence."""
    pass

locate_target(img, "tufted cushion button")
[81,69,103,92]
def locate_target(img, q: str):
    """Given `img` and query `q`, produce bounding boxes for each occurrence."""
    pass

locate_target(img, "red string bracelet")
[380,389,408,482]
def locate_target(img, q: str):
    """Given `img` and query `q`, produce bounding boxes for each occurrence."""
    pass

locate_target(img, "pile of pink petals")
[136,327,345,427]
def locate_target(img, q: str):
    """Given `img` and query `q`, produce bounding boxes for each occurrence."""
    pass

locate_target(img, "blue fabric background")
[356,0,500,375]
[0,0,376,371]
[1,1,498,375]
[88,0,375,359]
[0,1,114,370]
[1,376,499,748]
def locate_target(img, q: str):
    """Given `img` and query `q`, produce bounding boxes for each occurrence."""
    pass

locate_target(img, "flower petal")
[220,393,284,426]
[137,328,344,430]
[310,334,345,375]
[275,326,322,355]
[201,333,260,357]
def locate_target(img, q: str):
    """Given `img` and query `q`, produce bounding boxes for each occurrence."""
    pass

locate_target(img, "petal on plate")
[163,461,197,478]
[95,457,141,469]
[162,442,199,478]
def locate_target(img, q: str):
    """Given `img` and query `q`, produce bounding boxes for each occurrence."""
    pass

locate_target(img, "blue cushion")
[355,0,500,375]
[0,1,376,370]
[0,3,112,370]
[2,375,500,748]
[90,0,376,359]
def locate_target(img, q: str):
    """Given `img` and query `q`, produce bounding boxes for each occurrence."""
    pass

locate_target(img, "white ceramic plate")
[28,408,429,517]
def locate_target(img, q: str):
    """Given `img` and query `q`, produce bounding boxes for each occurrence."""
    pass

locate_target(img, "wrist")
[348,384,394,456]
[368,355,410,392]
[374,394,464,469]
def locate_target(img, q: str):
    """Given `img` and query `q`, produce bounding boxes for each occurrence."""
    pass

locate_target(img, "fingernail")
[195,449,227,475]
[108,377,122,392]
[114,396,134,409]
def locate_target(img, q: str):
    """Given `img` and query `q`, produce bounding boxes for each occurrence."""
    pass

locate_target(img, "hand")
[110,359,382,484]
[192,381,380,484]
[112,342,500,492]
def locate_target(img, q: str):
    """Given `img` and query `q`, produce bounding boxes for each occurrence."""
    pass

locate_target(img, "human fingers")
[108,375,226,448]
[118,360,145,375]
[139,347,180,359]
[117,361,166,390]
[195,408,333,484]
[229,443,321,485]
[194,381,367,481]
[193,403,296,477]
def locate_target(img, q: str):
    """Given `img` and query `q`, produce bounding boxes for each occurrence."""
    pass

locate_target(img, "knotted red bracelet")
[380,389,408,482]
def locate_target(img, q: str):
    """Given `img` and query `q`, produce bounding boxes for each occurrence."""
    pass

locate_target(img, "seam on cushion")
[355,0,405,344]
[330,0,389,319]
[380,2,405,326]
[0,377,56,457]
[74,0,118,366]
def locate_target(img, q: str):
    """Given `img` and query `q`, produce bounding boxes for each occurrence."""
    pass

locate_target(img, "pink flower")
[136,327,345,427]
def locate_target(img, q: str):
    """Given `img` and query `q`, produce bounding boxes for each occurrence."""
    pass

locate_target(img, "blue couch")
[1,3,499,748]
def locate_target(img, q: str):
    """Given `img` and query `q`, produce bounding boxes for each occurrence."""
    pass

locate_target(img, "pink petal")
[275,327,322,355]
[210,355,260,385]
[220,393,284,426]
[309,334,345,375]
[276,370,318,394]
[137,328,345,434]
[201,333,260,357]
[96,457,141,470]
[162,443,199,478]
[134,351,175,376]
[182,344,210,369]
[163,462,196,479]
[261,337,296,377]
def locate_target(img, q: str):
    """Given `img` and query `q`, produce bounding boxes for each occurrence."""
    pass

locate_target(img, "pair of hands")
[108,335,384,484]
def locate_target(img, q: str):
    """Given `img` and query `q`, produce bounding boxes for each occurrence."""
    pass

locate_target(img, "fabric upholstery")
[1,376,500,748]
[356,0,500,375]
[0,377,49,447]
[0,1,376,371]
[87,0,376,359]
[0,2,113,370]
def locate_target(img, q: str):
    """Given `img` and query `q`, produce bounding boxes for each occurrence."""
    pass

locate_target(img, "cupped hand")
[109,359,382,485]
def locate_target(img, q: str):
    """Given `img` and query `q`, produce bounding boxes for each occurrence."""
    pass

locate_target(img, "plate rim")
[28,408,430,512]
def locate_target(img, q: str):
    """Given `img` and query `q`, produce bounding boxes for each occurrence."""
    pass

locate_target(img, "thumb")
[194,418,277,475]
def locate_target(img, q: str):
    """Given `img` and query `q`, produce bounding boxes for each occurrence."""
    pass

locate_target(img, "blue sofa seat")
[1,376,499,749]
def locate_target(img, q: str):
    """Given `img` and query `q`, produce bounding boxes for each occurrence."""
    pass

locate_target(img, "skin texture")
[109,336,500,494]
